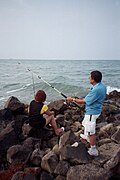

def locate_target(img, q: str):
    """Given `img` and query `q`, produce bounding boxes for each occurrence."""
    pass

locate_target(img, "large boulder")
[40,171,54,180]
[30,148,45,166]
[108,90,120,99]
[0,108,14,131]
[41,151,59,173]
[60,143,89,164]
[93,142,120,167]
[7,137,34,163]
[98,123,116,138]
[0,122,18,156]
[4,96,25,114]
[48,99,68,115]
[11,171,37,180]
[67,164,111,180]
[111,128,120,144]
[54,160,70,176]
[59,130,79,150]
[103,149,120,170]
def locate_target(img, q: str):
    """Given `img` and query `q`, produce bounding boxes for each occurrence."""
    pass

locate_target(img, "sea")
[0,59,120,108]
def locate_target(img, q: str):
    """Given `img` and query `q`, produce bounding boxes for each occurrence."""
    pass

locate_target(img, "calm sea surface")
[0,60,120,108]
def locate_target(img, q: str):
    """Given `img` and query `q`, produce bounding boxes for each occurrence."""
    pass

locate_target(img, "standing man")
[67,71,106,156]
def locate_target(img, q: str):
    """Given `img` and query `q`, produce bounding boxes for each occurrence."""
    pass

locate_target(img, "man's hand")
[66,97,74,102]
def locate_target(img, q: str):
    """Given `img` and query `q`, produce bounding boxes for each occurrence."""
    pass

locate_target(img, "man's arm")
[67,97,85,104]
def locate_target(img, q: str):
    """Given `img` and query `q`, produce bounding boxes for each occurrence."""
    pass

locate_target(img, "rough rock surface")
[0,91,120,179]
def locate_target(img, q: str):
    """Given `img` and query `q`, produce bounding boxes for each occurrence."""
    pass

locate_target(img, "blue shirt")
[84,82,106,115]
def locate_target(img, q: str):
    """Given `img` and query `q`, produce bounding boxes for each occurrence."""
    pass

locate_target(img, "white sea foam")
[0,97,5,101]
[6,83,32,94]
[107,86,120,95]
[6,87,26,94]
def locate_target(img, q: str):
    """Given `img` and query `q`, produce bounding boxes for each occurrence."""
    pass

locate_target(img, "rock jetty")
[0,90,120,180]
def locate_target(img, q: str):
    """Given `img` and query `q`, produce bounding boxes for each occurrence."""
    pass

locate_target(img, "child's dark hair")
[35,90,46,102]
[91,71,102,83]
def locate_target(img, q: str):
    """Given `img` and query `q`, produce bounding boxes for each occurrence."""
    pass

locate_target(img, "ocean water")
[0,59,120,108]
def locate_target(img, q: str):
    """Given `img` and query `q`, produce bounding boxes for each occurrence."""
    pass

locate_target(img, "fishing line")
[18,62,81,108]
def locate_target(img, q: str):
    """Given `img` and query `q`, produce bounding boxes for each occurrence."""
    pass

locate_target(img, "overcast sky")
[0,0,120,60]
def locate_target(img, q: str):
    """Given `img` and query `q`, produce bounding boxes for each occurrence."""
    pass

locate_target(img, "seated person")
[29,90,64,136]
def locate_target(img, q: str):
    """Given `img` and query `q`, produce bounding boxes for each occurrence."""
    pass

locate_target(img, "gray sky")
[0,0,120,60]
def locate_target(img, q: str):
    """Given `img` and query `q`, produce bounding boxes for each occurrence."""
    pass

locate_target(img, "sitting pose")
[29,90,64,136]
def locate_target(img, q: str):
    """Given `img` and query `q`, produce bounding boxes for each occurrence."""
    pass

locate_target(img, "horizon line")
[0,58,120,61]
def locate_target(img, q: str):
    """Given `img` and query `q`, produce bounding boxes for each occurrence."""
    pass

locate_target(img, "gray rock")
[98,138,112,146]
[30,148,44,166]
[99,123,116,138]
[47,136,59,148]
[56,114,65,127]
[67,164,111,180]
[11,171,24,180]
[59,130,79,150]
[41,151,59,173]
[70,121,82,132]
[0,108,14,130]
[104,149,120,170]
[48,99,67,116]
[4,96,25,113]
[54,160,70,176]
[7,137,34,163]
[55,175,66,180]
[0,122,18,156]
[94,142,120,166]
[60,143,89,164]
[40,171,54,180]
[111,128,120,143]
[24,167,41,176]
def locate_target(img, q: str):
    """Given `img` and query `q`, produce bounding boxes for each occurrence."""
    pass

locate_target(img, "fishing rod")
[18,62,81,108]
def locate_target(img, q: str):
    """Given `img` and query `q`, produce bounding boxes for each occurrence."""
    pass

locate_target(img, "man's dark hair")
[91,71,102,83]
